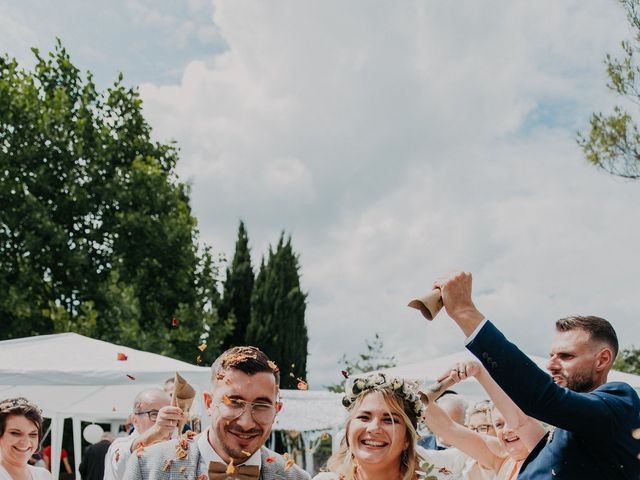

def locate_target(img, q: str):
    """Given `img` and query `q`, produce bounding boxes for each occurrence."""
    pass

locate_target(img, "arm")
[130,406,182,451]
[456,360,546,451]
[421,399,503,472]
[62,457,73,474]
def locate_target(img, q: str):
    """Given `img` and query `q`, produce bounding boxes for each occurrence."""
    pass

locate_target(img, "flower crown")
[342,372,424,418]
[0,397,41,414]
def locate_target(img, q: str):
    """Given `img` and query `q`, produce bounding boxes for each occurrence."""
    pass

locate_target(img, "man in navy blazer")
[432,271,640,479]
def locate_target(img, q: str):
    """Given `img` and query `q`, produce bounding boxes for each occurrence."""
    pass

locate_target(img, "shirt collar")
[197,428,262,468]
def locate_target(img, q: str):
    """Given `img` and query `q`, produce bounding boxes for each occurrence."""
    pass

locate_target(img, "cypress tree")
[246,233,308,389]
[219,221,254,349]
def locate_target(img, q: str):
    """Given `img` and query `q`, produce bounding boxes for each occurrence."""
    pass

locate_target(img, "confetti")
[296,378,308,390]
[198,475,207,480]
[196,355,202,364]
[265,456,276,463]
[241,450,251,456]
[117,352,128,361]
[126,374,136,381]
[226,459,235,475]
[222,394,232,405]
[633,428,640,440]
[114,450,120,463]
[171,318,179,327]
[283,453,295,472]
[216,371,226,381]
[320,432,330,441]
[161,460,172,472]
[198,343,207,352]
[268,360,280,373]
[341,370,349,379]
[112,406,117,412]
[179,466,186,473]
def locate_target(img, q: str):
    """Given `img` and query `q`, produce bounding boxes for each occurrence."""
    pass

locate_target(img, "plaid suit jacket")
[124,435,310,480]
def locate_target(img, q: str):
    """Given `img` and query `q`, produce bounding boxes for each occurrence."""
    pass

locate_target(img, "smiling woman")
[0,398,52,480]
[313,373,424,480]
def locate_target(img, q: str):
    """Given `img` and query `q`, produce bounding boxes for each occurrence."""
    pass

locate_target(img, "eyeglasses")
[216,398,277,425]
[135,410,159,421]
[469,424,494,433]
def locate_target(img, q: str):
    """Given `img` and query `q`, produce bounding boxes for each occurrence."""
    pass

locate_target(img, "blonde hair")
[326,390,420,480]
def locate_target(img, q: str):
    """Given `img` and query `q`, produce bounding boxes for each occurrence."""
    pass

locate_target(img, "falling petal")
[198,343,207,352]
[117,353,128,361]
[226,459,235,474]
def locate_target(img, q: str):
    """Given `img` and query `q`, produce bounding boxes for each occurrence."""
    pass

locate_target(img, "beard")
[565,371,597,392]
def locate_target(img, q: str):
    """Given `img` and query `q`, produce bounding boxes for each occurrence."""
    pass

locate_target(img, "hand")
[437,360,483,383]
[152,405,183,439]
[433,271,484,326]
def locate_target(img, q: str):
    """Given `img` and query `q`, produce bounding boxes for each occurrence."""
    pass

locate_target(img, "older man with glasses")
[125,346,310,480]
[104,389,179,480]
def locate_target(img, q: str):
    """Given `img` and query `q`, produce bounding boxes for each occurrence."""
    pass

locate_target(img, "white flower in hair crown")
[342,372,424,418]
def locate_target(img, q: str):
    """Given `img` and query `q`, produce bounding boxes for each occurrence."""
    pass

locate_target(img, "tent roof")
[0,332,209,386]
[274,390,345,431]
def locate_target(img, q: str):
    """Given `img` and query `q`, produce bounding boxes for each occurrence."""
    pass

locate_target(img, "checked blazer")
[467,320,640,479]
[124,434,310,480]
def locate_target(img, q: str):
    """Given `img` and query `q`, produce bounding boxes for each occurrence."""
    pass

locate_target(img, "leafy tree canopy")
[578,0,640,178]
[614,346,640,375]
[0,40,229,362]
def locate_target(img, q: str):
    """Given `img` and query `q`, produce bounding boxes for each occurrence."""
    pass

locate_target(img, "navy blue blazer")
[467,320,640,479]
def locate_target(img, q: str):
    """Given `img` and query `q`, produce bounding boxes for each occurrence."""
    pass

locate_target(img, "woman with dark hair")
[0,398,52,480]
[314,372,449,480]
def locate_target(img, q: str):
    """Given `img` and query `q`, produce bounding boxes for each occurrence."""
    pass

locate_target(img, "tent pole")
[72,417,82,479]
[50,415,64,480]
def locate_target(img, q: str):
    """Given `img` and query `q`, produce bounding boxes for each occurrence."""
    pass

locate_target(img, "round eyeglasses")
[216,397,277,425]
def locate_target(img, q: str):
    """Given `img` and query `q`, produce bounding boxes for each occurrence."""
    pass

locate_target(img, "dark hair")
[0,398,43,441]
[211,346,280,386]
[556,315,619,358]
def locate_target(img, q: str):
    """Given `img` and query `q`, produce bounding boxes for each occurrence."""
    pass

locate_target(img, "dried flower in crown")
[342,372,424,417]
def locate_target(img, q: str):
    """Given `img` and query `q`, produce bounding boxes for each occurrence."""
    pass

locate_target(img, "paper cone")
[171,373,196,432]
[408,289,443,321]
[418,376,455,405]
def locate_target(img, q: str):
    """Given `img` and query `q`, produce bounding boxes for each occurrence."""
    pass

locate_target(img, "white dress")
[0,464,53,480]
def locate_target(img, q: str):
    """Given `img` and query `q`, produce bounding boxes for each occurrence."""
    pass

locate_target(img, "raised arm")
[421,395,503,472]
[446,361,546,451]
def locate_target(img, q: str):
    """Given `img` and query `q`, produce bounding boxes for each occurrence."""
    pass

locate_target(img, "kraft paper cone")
[418,376,456,405]
[171,373,196,432]
[408,289,443,321]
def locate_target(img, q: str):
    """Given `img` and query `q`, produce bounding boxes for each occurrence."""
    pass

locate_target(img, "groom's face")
[547,328,599,392]
[204,368,279,463]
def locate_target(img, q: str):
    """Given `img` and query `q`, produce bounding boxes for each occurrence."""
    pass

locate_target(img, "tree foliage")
[219,221,254,349]
[246,233,308,389]
[614,346,640,374]
[326,333,396,393]
[578,0,640,178]
[0,41,229,361]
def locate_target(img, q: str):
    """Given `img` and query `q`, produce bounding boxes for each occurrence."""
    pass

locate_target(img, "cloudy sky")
[2,0,639,388]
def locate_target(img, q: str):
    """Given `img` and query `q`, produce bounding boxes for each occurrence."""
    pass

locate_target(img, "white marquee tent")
[0,334,345,479]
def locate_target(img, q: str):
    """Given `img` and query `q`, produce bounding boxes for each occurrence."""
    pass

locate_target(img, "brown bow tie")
[208,461,260,480]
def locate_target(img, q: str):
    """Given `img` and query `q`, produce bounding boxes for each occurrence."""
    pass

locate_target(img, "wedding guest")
[0,397,52,480]
[79,432,114,480]
[418,391,467,450]
[434,271,640,478]
[104,389,179,480]
[42,445,72,475]
[422,360,545,480]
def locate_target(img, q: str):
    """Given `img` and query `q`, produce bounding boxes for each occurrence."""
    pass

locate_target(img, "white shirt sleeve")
[103,435,136,480]
[464,318,488,346]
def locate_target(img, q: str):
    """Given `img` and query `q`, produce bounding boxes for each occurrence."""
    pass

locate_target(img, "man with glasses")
[125,346,310,480]
[105,388,179,480]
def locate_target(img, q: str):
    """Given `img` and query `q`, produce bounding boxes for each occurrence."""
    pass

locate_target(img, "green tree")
[246,233,308,389]
[578,0,640,178]
[219,221,254,349]
[614,346,640,374]
[0,41,229,361]
[326,333,396,393]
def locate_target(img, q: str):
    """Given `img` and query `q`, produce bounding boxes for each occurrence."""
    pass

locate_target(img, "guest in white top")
[0,397,52,480]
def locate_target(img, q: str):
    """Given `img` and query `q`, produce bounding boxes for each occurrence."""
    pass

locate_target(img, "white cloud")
[138,0,637,387]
